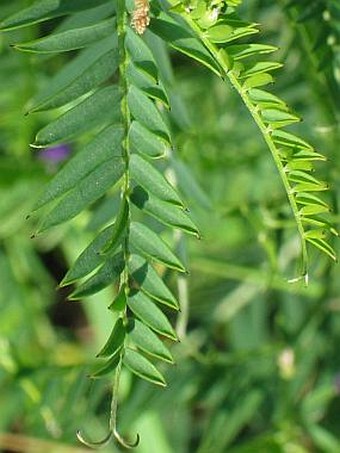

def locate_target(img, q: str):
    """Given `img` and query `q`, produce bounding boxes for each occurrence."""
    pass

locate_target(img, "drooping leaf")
[129,121,167,159]
[90,350,121,379]
[0,0,110,30]
[127,85,171,143]
[227,44,277,60]
[128,291,177,340]
[129,254,179,310]
[34,125,123,211]
[70,253,124,300]
[127,319,174,363]
[97,318,126,358]
[130,154,184,207]
[61,224,114,285]
[32,85,121,147]
[305,237,337,261]
[37,159,124,232]
[123,348,166,386]
[130,222,186,272]
[13,18,116,53]
[28,35,119,113]
[130,185,200,237]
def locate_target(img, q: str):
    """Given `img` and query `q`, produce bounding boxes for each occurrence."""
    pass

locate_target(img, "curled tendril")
[76,429,113,449]
[76,428,140,450]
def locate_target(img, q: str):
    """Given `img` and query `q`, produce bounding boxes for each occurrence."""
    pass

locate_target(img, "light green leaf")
[130,154,184,207]
[128,291,177,340]
[290,150,326,162]
[33,85,121,147]
[130,185,200,237]
[34,125,123,211]
[61,224,114,285]
[129,254,179,310]
[272,129,314,150]
[70,253,124,300]
[14,18,116,53]
[296,193,330,208]
[305,237,337,261]
[129,121,167,159]
[28,36,118,113]
[243,73,273,90]
[97,318,126,358]
[109,285,128,312]
[228,44,277,60]
[248,88,287,108]
[130,222,186,273]
[123,348,166,387]
[37,159,124,231]
[128,319,174,363]
[205,24,233,43]
[128,85,171,143]
[300,205,330,216]
[150,15,221,76]
[240,61,282,79]
[0,0,109,31]
[261,108,300,126]
[288,170,326,187]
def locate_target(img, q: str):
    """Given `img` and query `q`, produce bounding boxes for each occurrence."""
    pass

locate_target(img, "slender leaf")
[123,348,166,387]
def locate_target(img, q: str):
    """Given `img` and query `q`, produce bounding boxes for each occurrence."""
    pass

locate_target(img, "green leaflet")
[61,224,114,286]
[127,62,169,107]
[271,130,313,150]
[127,319,174,363]
[130,185,200,237]
[0,0,110,30]
[305,237,337,261]
[130,154,184,207]
[28,36,119,113]
[37,159,124,232]
[127,85,171,143]
[32,85,121,147]
[240,62,282,79]
[90,350,121,379]
[227,44,277,60]
[130,222,186,273]
[129,254,179,310]
[14,18,116,53]
[69,253,124,300]
[128,291,177,340]
[296,193,330,209]
[97,318,126,358]
[126,27,159,83]
[123,348,166,387]
[109,285,128,312]
[243,73,273,90]
[129,121,167,159]
[207,25,258,44]
[101,198,129,254]
[288,170,326,187]
[248,88,287,108]
[261,108,300,127]
[150,14,221,76]
[34,125,123,211]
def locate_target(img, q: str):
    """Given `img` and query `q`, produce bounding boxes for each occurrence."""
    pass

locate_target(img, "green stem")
[181,13,308,278]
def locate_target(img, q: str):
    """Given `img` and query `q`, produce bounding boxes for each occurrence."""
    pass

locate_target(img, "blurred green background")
[0,1,339,452]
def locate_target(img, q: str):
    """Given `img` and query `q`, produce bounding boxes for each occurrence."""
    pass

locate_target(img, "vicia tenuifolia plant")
[1,0,337,448]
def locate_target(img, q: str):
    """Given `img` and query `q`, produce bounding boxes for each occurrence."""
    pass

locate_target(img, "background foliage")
[0,0,339,452]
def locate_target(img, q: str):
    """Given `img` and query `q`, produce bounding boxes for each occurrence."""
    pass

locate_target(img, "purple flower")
[38,144,71,164]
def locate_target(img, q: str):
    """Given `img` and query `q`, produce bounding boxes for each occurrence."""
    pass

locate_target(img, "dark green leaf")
[37,159,124,232]
[32,85,121,147]
[90,350,121,378]
[129,254,179,310]
[130,154,184,207]
[131,185,200,237]
[129,121,167,159]
[70,253,124,300]
[128,291,177,340]
[128,319,174,363]
[97,318,126,358]
[123,348,166,386]
[34,125,123,211]
[130,222,186,272]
